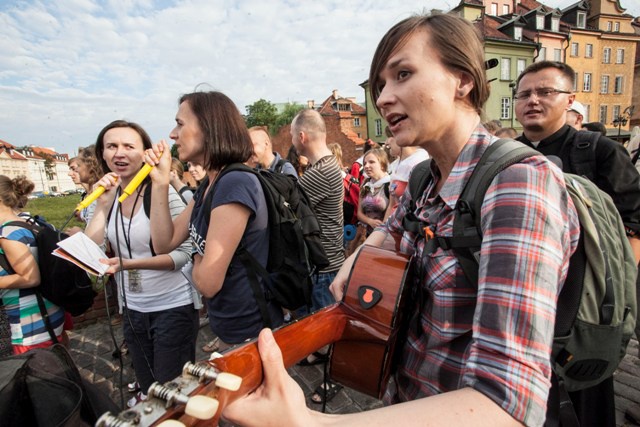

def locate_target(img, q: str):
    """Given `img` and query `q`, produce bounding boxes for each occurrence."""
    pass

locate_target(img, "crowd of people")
[1,10,640,427]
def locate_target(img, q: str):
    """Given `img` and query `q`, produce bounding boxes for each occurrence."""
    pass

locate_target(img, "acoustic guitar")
[96,245,413,427]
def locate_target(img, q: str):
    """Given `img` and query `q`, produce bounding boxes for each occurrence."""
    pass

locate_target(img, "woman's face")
[68,161,81,185]
[386,137,400,157]
[363,153,385,180]
[101,127,145,182]
[188,162,206,181]
[170,101,205,164]
[375,29,463,149]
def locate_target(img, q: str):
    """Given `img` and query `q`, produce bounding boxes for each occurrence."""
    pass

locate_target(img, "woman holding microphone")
[84,120,197,408]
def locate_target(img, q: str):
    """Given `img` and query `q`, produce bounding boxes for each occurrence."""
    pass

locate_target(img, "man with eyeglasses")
[515,60,640,427]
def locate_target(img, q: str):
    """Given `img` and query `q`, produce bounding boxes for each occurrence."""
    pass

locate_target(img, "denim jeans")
[311,271,337,312]
[122,304,198,392]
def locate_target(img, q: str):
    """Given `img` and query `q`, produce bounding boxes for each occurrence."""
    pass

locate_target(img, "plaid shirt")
[382,126,580,426]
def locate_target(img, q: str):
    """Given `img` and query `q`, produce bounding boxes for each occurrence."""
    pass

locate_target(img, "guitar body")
[330,245,413,399]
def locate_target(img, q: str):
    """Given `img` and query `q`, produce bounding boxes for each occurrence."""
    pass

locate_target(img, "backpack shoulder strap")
[274,158,287,174]
[143,181,152,219]
[569,130,599,181]
[446,139,539,285]
[401,159,432,235]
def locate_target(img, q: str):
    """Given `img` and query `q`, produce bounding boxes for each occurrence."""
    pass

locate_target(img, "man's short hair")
[516,60,575,89]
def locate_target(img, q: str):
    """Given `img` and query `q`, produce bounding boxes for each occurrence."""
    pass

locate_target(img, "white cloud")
[0,0,638,155]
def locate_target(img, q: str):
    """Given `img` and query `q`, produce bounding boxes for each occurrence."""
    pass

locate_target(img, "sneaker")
[127,381,140,393]
[127,392,147,408]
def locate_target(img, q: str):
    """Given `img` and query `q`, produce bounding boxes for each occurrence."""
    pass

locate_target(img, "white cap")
[569,101,586,118]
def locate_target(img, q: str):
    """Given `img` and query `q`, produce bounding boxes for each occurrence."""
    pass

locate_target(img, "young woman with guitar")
[222,12,580,427]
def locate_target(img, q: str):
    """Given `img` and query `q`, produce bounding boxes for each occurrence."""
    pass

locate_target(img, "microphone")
[118,163,154,203]
[75,186,107,211]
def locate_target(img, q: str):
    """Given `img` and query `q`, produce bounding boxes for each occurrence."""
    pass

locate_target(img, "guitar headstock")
[96,357,243,427]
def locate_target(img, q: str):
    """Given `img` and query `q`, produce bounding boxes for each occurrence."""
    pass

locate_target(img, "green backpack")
[403,138,637,394]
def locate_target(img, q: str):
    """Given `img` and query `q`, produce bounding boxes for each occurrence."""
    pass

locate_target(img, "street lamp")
[612,105,635,141]
[509,81,517,128]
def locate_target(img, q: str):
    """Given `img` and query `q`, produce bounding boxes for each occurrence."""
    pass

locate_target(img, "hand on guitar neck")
[223,329,316,426]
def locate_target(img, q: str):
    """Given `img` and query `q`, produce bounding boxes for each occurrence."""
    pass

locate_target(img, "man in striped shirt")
[290,109,345,311]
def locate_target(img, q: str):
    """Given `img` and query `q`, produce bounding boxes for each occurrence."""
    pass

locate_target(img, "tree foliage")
[245,99,305,135]
[245,99,278,130]
[274,103,305,132]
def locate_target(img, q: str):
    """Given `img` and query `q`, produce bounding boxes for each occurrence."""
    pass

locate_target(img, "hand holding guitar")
[222,329,316,427]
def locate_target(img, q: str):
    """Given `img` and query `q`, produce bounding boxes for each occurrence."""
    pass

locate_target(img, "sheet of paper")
[53,232,110,276]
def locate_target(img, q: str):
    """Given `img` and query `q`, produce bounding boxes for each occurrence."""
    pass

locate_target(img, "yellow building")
[563,0,638,138]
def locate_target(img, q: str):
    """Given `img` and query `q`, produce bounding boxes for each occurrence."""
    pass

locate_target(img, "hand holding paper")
[53,232,110,276]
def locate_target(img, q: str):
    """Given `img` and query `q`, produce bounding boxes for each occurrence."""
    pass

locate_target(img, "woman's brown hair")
[369,13,489,116]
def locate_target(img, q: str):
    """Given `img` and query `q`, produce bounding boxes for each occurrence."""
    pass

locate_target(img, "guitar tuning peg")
[156,420,186,427]
[215,372,242,391]
[210,351,224,360]
[184,395,219,420]
[181,362,242,390]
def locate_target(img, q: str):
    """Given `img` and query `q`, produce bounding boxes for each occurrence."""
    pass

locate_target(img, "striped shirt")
[299,155,345,273]
[0,222,64,347]
[382,126,580,426]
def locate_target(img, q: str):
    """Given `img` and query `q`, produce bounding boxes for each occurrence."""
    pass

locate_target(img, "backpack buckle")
[423,226,435,240]
[457,200,472,214]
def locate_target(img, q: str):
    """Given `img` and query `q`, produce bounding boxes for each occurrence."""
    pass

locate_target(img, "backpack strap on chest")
[569,130,599,181]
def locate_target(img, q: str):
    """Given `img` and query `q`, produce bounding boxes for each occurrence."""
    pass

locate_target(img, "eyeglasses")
[514,88,572,101]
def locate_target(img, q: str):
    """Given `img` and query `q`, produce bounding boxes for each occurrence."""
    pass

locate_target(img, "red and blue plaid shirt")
[381,126,580,426]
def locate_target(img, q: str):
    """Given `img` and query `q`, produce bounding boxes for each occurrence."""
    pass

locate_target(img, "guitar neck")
[213,304,347,390]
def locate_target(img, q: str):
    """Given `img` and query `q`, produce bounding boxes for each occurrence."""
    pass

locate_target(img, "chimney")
[332,89,339,99]
[307,100,315,109]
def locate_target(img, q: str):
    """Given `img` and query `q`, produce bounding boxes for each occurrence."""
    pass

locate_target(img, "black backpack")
[0,216,96,317]
[205,164,329,326]
[403,138,636,426]
[0,344,119,426]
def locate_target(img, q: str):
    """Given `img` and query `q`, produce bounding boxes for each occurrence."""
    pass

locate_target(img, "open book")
[53,232,110,276]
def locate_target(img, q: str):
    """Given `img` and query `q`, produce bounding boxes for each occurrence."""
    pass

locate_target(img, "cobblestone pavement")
[68,319,639,425]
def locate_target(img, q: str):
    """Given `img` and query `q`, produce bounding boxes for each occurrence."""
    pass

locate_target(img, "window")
[583,73,592,92]
[577,12,586,29]
[536,14,544,29]
[338,103,351,112]
[600,75,609,94]
[614,76,623,94]
[613,105,621,121]
[537,47,547,62]
[584,105,590,123]
[603,47,611,64]
[586,44,593,58]
[514,26,522,41]
[491,3,498,15]
[501,57,511,80]
[375,119,383,136]
[616,49,624,64]
[353,118,360,127]
[614,22,620,32]
[501,97,511,120]
[554,48,562,62]
[573,72,579,91]
[599,105,608,123]
[502,4,509,14]
[571,42,579,57]
[517,59,526,77]
[551,17,560,32]
[607,21,612,31]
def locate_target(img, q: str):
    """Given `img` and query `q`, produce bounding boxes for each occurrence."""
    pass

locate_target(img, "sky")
[1,0,639,156]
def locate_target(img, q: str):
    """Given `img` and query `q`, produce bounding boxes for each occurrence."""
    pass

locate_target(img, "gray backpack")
[403,138,636,418]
